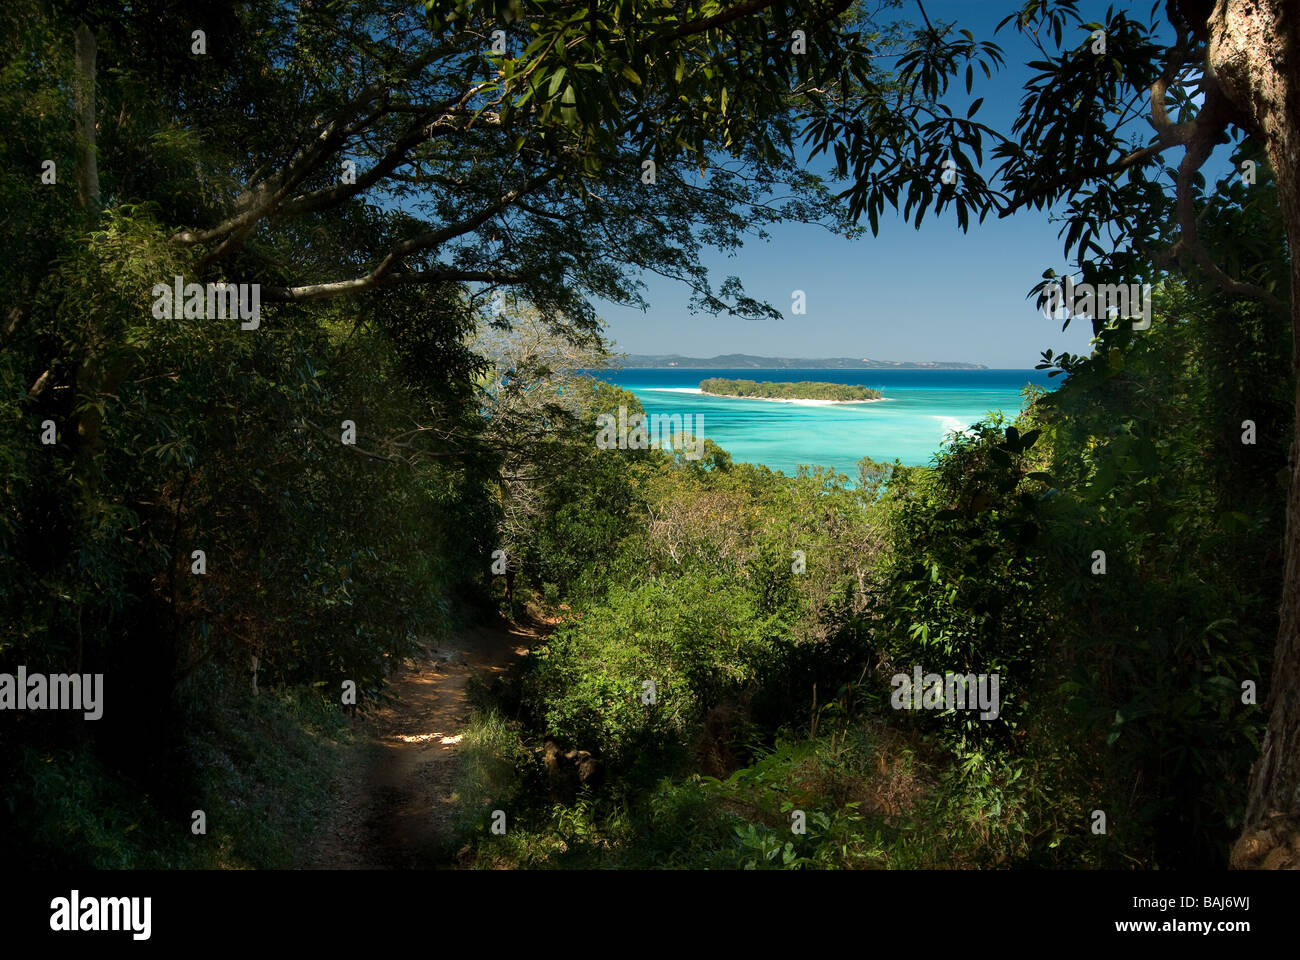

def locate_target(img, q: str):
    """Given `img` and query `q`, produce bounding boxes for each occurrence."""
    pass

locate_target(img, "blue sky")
[596,0,1160,368]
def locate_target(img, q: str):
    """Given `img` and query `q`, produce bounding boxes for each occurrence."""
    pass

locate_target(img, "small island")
[699,378,883,402]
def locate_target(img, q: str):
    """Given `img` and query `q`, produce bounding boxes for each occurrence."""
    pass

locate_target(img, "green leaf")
[547,66,567,98]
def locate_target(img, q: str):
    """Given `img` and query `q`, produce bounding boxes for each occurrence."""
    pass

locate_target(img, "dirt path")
[303,620,536,869]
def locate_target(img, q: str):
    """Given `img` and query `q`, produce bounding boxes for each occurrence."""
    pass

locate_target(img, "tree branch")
[664,0,780,39]
[259,171,557,303]
[1169,84,1287,316]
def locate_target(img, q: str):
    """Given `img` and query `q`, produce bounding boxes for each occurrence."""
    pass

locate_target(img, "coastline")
[605,370,1053,473]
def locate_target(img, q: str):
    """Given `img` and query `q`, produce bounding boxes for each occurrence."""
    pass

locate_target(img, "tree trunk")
[71,21,106,473]
[74,25,99,210]
[68,23,100,679]
[1209,0,1300,868]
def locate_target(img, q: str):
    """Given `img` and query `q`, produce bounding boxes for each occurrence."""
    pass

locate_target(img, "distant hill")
[608,353,987,370]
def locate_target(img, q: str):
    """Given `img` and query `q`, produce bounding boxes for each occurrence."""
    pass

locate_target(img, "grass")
[446,696,1074,869]
[1,672,357,870]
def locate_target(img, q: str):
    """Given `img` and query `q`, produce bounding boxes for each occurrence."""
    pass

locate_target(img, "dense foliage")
[0,0,929,867]
[458,277,1289,870]
[2,0,1294,873]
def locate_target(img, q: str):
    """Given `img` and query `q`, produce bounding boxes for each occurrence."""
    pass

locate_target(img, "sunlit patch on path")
[302,621,537,869]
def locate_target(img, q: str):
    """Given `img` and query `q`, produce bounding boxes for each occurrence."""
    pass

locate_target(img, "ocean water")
[591,368,1056,476]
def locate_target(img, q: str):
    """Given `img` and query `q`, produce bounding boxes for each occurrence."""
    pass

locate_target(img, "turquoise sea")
[594,368,1056,477]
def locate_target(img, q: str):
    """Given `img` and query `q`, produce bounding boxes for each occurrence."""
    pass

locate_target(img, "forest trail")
[303,619,537,869]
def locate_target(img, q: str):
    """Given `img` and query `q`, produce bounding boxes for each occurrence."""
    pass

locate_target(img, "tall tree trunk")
[72,21,106,469]
[70,23,101,680]
[1209,0,1300,868]
[74,25,99,211]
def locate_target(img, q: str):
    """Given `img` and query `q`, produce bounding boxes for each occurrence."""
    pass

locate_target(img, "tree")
[1001,0,1300,868]
[472,301,615,597]
[8,0,1012,491]
[2,0,1008,697]
[820,0,1297,864]
[1203,0,1300,867]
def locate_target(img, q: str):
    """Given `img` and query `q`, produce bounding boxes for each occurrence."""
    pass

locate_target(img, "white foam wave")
[936,415,972,437]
